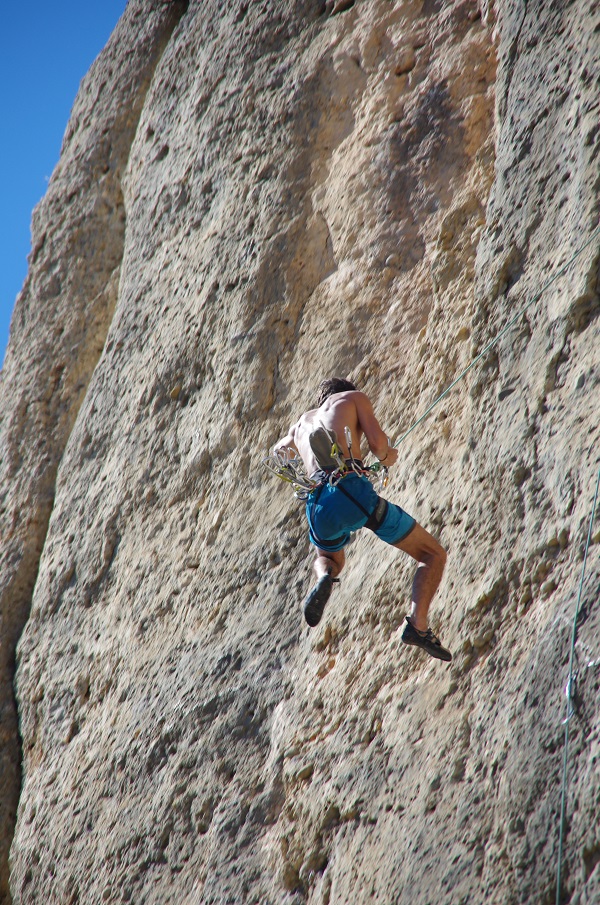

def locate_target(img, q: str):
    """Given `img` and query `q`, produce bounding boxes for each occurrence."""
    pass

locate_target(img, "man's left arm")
[273,423,298,453]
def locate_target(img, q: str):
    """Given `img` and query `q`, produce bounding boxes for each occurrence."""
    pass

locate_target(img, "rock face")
[0,1,598,903]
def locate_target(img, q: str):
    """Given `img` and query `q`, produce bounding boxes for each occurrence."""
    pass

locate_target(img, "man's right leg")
[304,548,345,627]
[394,522,446,631]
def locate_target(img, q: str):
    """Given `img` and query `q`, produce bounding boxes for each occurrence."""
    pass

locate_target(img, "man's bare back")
[276,390,399,475]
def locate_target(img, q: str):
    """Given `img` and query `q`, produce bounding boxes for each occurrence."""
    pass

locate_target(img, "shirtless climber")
[273,377,452,661]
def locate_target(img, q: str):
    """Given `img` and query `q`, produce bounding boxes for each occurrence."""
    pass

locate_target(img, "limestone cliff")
[0,1,598,903]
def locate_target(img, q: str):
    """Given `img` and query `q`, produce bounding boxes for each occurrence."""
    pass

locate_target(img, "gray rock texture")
[0,1,599,903]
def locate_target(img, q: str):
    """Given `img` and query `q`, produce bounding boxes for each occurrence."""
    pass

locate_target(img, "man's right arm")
[354,392,398,466]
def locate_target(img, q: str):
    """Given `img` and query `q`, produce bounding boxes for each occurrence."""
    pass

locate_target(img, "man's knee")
[420,537,446,572]
[436,543,447,572]
[316,548,345,577]
[393,523,445,572]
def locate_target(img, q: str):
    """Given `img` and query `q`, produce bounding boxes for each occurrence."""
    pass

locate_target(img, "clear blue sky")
[0,0,127,369]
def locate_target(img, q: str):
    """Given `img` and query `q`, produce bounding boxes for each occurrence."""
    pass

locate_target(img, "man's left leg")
[304,548,345,627]
[314,548,345,581]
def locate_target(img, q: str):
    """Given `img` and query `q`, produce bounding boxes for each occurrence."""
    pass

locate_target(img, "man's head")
[316,377,357,408]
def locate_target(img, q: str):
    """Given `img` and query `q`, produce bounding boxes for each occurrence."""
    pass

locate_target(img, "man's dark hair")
[316,377,357,408]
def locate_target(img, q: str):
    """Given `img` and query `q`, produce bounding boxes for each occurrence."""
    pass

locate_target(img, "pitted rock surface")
[1,2,598,904]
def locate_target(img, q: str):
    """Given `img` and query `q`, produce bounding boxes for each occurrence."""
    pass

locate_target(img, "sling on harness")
[304,468,389,550]
[308,426,389,501]
[319,472,388,529]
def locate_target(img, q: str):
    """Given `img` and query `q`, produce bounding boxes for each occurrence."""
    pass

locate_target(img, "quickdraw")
[261,447,318,500]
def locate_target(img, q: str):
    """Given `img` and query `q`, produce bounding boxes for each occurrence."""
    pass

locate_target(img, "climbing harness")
[262,426,388,500]
[262,444,388,500]
[555,466,600,905]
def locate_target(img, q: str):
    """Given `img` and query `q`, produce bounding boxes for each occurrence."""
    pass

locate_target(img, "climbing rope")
[394,223,600,447]
[390,222,599,900]
[555,466,600,905]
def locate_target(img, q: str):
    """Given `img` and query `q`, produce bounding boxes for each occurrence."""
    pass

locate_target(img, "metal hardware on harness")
[262,446,388,498]
[261,447,318,500]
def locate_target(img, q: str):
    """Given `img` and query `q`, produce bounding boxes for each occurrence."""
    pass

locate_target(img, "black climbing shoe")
[401,617,452,662]
[303,574,336,627]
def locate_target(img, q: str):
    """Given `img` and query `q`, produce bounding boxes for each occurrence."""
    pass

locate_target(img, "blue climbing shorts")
[305,472,416,553]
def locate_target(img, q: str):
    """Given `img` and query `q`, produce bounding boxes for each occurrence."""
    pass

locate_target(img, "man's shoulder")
[341,389,371,407]
[327,389,368,404]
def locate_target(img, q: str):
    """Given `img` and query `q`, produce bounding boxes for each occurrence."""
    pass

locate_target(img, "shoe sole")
[303,577,332,627]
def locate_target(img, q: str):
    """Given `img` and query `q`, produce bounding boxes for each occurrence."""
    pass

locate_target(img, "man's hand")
[273,425,298,454]
[379,443,398,466]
